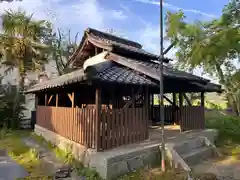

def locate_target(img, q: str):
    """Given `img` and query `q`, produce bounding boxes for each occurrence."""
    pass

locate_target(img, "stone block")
[142,151,158,165]
[127,156,144,171]
[108,161,129,178]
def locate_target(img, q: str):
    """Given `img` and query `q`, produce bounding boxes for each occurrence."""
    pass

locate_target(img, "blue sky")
[0,0,232,82]
[0,0,229,55]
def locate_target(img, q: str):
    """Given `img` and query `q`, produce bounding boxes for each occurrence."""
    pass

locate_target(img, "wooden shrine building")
[26,28,222,152]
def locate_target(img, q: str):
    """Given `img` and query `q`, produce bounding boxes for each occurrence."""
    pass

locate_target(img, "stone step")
[174,138,205,155]
[181,146,214,167]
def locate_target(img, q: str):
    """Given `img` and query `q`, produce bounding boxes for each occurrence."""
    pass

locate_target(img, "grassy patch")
[31,133,102,180]
[117,168,218,180]
[206,115,240,158]
[0,129,51,179]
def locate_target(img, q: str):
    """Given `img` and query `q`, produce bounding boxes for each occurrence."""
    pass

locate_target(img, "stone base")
[34,125,96,164]
[35,125,218,179]
[34,125,159,179]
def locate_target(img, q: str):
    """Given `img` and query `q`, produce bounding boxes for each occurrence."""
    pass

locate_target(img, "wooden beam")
[66,37,88,67]
[95,88,101,151]
[183,93,192,106]
[123,89,141,109]
[47,95,53,105]
[163,95,173,105]
[67,93,73,103]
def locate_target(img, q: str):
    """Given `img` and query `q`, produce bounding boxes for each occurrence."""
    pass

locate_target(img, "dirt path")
[22,137,82,179]
[193,156,240,180]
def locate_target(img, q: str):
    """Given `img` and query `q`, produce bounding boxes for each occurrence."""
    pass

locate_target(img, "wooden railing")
[36,106,148,151]
[99,107,148,151]
[36,106,96,148]
[152,105,205,131]
[180,106,205,131]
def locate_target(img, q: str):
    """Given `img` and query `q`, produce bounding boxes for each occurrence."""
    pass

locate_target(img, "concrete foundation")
[35,125,218,179]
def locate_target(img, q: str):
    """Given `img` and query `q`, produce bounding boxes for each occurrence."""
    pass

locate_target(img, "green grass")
[31,133,102,180]
[1,113,238,180]
[0,129,51,179]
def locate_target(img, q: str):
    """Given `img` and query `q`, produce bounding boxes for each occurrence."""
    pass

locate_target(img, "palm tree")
[0,9,52,91]
[0,9,52,116]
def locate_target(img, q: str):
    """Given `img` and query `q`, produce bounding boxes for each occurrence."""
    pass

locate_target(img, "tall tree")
[0,9,52,91]
[51,29,79,75]
[165,0,240,115]
[0,9,52,115]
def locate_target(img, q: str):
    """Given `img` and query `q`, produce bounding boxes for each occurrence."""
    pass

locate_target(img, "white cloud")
[111,10,128,20]
[134,0,217,18]
[137,25,174,55]
[0,0,128,31]
[138,25,160,54]
[0,0,48,19]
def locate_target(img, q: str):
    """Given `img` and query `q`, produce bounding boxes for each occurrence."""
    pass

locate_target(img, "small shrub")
[206,115,240,142]
[206,115,240,157]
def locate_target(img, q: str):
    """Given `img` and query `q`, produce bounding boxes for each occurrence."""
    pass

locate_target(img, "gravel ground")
[193,156,240,180]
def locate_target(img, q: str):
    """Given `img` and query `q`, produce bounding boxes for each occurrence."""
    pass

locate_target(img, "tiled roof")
[91,61,156,86]
[25,61,157,93]
[107,54,209,83]
[26,53,222,93]
[25,69,87,93]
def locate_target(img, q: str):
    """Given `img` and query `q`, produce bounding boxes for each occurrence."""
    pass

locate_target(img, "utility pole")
[159,0,165,172]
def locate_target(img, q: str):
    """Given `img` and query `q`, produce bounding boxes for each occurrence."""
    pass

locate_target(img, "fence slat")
[36,106,149,151]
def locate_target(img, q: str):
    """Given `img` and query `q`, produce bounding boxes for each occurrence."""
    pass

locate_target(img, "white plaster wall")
[0,60,58,120]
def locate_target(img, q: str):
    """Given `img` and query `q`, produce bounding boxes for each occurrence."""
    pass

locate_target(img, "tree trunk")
[215,63,240,116]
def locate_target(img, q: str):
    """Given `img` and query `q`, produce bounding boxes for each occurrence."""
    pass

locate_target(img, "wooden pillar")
[145,87,149,138]
[179,93,183,107]
[72,92,75,108]
[200,92,205,107]
[95,47,98,55]
[131,88,135,142]
[201,92,205,129]
[95,88,101,151]
[172,93,176,125]
[131,88,135,108]
[44,93,47,106]
[56,94,59,107]
[67,93,75,108]
[35,94,38,110]
[150,93,154,124]
[179,93,183,131]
